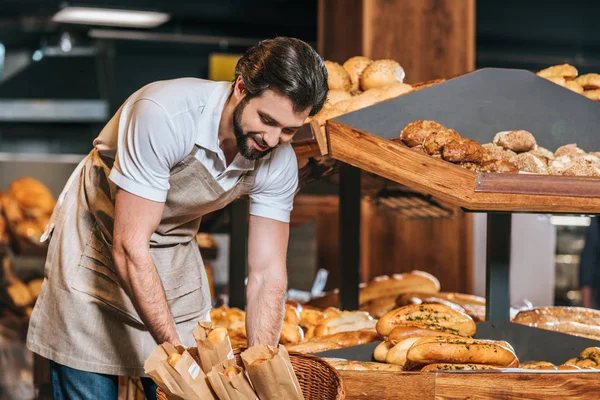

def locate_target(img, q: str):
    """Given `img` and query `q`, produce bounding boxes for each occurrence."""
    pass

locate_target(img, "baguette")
[513,307,600,325]
[376,304,476,337]
[361,295,398,318]
[314,311,376,337]
[325,359,404,372]
[284,341,342,354]
[520,361,557,370]
[279,321,304,345]
[406,337,519,368]
[388,325,464,345]
[385,337,422,367]
[285,330,380,354]
[361,271,440,304]
[421,363,497,372]
[396,292,485,307]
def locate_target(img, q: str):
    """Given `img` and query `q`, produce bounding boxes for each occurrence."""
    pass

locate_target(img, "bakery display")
[513,307,600,341]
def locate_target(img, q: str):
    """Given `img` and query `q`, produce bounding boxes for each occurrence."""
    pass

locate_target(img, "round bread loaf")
[360,60,405,91]
[324,60,352,92]
[343,56,372,92]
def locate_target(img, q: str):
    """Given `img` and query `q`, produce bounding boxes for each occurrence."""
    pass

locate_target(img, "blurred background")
[0,0,599,398]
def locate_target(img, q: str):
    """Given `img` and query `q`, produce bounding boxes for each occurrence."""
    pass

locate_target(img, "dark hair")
[234,37,328,117]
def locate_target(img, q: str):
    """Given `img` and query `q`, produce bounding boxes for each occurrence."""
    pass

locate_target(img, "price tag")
[188,362,200,379]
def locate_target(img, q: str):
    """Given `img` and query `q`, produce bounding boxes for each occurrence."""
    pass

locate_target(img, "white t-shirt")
[93,78,299,223]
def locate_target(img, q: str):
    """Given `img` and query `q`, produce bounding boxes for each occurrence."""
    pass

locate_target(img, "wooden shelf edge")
[326,120,600,214]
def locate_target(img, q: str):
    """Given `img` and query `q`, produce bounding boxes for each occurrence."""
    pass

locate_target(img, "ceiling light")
[52,7,170,28]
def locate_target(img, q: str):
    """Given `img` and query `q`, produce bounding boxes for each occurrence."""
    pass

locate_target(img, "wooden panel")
[362,0,475,83]
[475,173,600,198]
[317,0,365,61]
[327,120,600,213]
[339,371,434,400]
[435,371,600,400]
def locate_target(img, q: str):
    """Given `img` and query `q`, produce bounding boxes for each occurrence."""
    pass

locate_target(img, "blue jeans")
[50,360,157,400]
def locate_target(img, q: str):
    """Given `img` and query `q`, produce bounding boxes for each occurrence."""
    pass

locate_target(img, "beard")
[233,97,275,161]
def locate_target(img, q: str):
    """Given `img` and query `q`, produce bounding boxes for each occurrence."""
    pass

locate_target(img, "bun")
[343,56,372,92]
[400,120,449,148]
[284,304,301,325]
[377,82,413,101]
[314,311,376,337]
[167,353,182,368]
[326,359,404,371]
[376,304,476,337]
[360,271,440,304]
[442,139,484,163]
[520,361,557,370]
[423,129,461,156]
[279,321,304,344]
[406,337,519,368]
[374,340,393,362]
[555,144,585,158]
[482,144,517,163]
[251,358,270,366]
[223,366,241,378]
[208,327,228,344]
[8,177,56,215]
[324,61,352,92]
[537,64,578,79]
[325,90,352,107]
[360,60,405,91]
[361,295,398,318]
[493,130,537,153]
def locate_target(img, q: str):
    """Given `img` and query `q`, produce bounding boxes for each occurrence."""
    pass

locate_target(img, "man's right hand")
[112,187,182,346]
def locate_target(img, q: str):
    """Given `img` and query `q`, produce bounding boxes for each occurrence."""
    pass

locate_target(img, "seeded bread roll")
[442,139,484,163]
[555,143,585,158]
[480,160,518,174]
[376,304,476,337]
[360,60,405,91]
[423,129,461,156]
[324,60,352,92]
[482,143,517,163]
[325,89,352,107]
[493,130,537,153]
[514,153,548,174]
[400,120,448,148]
[343,56,372,92]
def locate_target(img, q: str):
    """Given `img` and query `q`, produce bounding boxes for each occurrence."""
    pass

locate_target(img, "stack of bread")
[536,64,600,101]
[0,177,56,248]
[395,120,600,177]
[371,303,519,371]
[308,56,413,127]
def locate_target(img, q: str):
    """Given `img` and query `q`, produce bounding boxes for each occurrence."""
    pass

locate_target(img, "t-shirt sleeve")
[109,99,188,202]
[249,144,299,223]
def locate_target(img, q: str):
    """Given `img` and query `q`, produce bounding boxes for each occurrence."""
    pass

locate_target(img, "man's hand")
[246,215,289,347]
[112,188,182,346]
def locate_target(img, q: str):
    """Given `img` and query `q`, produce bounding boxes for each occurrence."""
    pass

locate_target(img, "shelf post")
[485,213,512,321]
[228,197,249,309]
[339,162,361,310]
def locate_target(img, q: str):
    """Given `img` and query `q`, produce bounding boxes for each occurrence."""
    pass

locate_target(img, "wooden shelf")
[339,369,600,400]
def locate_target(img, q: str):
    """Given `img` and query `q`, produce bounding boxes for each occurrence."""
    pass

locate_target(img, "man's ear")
[234,76,246,100]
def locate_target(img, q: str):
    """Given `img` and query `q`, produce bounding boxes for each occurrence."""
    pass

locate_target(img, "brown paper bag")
[144,343,218,400]
[240,345,303,400]
[194,321,236,373]
[207,365,258,400]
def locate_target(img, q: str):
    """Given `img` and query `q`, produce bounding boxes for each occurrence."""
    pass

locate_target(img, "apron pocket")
[71,228,207,327]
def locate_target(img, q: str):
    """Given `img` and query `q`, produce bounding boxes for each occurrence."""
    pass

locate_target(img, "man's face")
[233,89,310,160]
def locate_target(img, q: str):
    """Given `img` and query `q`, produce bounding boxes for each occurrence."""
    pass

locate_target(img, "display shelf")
[318,67,600,320]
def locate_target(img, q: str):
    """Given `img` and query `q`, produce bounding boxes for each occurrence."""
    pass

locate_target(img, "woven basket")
[156,347,345,400]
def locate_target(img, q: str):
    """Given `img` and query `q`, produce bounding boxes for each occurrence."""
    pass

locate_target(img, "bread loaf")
[342,56,372,92]
[520,361,557,370]
[314,310,376,337]
[8,177,56,216]
[360,60,405,91]
[324,358,404,372]
[361,295,398,318]
[360,271,440,304]
[387,325,462,346]
[284,304,301,325]
[299,307,324,328]
[286,330,380,354]
[385,337,423,367]
[396,292,486,322]
[421,363,497,372]
[376,304,476,337]
[406,337,519,368]
[374,341,393,362]
[400,120,449,148]
[284,341,342,354]
[324,61,352,92]
[513,307,600,340]
[279,321,304,345]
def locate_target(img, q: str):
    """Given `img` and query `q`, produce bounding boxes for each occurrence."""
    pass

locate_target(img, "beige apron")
[26,145,255,376]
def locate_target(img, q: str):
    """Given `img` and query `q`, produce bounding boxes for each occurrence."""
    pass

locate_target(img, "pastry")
[376,303,476,337]
[423,129,461,156]
[514,153,548,174]
[536,64,578,80]
[555,143,585,158]
[574,73,600,90]
[442,139,484,163]
[360,59,405,91]
[493,130,537,153]
[421,363,498,372]
[324,61,352,92]
[400,120,448,148]
[482,143,517,163]
[343,56,372,92]
[583,89,600,101]
[406,337,519,368]
[565,81,584,94]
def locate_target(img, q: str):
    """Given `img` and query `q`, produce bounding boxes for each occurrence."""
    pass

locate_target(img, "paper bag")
[194,321,236,373]
[144,343,218,400]
[240,345,303,400]
[207,365,258,400]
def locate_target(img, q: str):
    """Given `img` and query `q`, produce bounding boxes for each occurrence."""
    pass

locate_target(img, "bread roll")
[482,143,517,163]
[548,156,573,175]
[376,304,476,337]
[360,60,405,91]
[284,341,342,354]
[324,61,352,92]
[361,295,399,318]
[442,139,484,163]
[406,337,519,368]
[325,90,352,107]
[537,64,578,79]
[387,325,462,346]
[377,82,413,101]
[385,337,422,367]
[167,353,182,368]
[397,292,485,308]
[299,308,324,328]
[1,194,24,224]
[208,327,228,344]
[286,330,380,354]
[360,271,441,304]
[514,153,548,175]
[493,130,537,153]
[326,359,404,372]
[421,363,497,372]
[343,56,372,92]
[223,366,242,378]
[423,129,461,156]
[565,80,584,94]
[513,307,600,341]
[8,177,56,216]
[574,73,600,90]
[555,143,585,158]
[520,361,557,370]
[480,160,518,174]
[284,304,301,325]
[279,321,304,344]
[558,363,581,370]
[374,340,393,362]
[345,90,381,112]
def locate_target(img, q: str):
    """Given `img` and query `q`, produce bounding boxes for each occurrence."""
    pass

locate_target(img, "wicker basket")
[156,347,345,400]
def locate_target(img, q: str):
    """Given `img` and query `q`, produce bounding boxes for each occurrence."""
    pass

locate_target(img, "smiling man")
[26,37,328,399]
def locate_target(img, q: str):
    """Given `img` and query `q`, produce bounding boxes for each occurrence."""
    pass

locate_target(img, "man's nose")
[263,128,281,148]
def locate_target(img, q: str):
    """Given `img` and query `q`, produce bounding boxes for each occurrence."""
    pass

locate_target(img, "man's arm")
[246,215,289,346]
[112,188,182,346]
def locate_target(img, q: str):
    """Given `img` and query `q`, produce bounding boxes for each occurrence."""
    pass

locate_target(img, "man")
[26,36,328,399]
